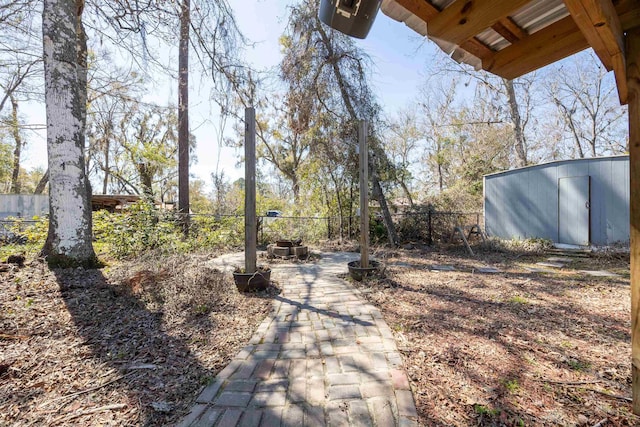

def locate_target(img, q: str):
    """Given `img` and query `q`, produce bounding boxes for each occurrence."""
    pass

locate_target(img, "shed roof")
[483,154,629,178]
[381,0,640,103]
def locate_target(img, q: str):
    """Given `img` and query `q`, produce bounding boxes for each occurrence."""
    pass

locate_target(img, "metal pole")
[245,107,257,273]
[359,120,369,268]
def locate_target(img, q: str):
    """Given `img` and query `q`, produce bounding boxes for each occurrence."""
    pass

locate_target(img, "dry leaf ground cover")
[352,245,634,426]
[1,243,634,427]
[0,251,276,426]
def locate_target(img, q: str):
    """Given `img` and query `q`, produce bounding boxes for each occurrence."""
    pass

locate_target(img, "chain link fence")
[1,210,483,248]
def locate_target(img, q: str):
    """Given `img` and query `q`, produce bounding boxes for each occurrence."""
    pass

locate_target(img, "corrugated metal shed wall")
[484,156,629,245]
[0,195,49,219]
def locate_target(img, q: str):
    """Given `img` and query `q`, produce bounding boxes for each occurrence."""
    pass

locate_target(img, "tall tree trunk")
[588,133,597,157]
[102,146,110,194]
[554,99,585,158]
[101,128,111,194]
[316,21,398,246]
[41,0,96,265]
[398,180,414,207]
[348,178,354,238]
[328,168,344,241]
[137,162,154,198]
[178,0,190,232]
[291,172,300,205]
[9,94,22,194]
[372,169,399,246]
[503,79,528,167]
[34,169,49,194]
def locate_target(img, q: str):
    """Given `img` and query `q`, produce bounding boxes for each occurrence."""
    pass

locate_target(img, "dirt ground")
[353,244,634,426]
[0,244,634,426]
[0,251,277,426]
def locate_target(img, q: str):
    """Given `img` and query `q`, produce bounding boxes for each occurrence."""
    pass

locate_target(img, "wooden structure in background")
[379,0,640,412]
[91,195,141,212]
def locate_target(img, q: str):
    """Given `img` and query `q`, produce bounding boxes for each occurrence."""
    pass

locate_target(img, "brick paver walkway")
[179,251,418,426]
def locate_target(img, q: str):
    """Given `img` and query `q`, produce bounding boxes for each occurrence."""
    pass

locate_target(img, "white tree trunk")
[41,0,95,264]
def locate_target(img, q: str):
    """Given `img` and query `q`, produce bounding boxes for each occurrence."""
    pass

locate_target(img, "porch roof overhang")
[381,0,640,104]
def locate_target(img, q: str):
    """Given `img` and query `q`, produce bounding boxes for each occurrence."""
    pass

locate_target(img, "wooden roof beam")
[564,0,627,103]
[461,37,494,59]
[426,0,530,47]
[616,0,640,31]
[393,0,439,21]
[484,16,589,80]
[393,0,495,59]
[492,17,527,43]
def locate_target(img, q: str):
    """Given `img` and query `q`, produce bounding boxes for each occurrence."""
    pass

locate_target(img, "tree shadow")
[53,267,224,426]
[365,264,632,425]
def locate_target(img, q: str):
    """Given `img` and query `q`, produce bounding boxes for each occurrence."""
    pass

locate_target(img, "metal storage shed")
[484,155,629,246]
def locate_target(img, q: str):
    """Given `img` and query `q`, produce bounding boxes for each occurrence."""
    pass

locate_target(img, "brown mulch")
[0,252,277,426]
[352,245,635,426]
[1,243,636,426]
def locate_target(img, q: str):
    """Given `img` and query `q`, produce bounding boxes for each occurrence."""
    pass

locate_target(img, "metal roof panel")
[510,0,569,35]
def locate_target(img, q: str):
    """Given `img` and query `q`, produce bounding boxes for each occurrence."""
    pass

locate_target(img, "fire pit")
[268,239,308,259]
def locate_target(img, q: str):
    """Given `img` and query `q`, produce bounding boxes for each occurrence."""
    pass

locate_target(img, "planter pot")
[291,245,309,258]
[233,268,271,292]
[347,260,381,281]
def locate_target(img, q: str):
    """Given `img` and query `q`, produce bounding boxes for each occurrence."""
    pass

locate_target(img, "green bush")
[3,205,334,260]
[94,201,186,259]
[370,217,386,243]
[7,216,48,244]
[188,215,244,249]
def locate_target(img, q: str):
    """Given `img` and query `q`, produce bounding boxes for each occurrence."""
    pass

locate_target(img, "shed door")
[558,176,590,245]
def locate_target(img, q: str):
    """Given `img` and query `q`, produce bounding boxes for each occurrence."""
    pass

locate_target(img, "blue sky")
[22,1,439,189]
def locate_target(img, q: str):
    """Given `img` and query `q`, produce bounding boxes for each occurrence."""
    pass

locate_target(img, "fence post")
[327,216,331,240]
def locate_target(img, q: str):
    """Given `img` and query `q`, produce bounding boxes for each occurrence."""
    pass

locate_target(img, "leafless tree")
[546,52,628,158]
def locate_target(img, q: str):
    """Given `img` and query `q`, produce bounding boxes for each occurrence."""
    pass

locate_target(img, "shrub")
[7,215,48,244]
[94,201,186,259]
[481,237,553,254]
[188,215,244,250]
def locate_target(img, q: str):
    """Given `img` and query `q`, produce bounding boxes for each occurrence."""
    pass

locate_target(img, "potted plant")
[232,265,271,292]
[347,259,381,281]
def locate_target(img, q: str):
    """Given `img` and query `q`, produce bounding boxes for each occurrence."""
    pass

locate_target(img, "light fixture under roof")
[318,0,383,39]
